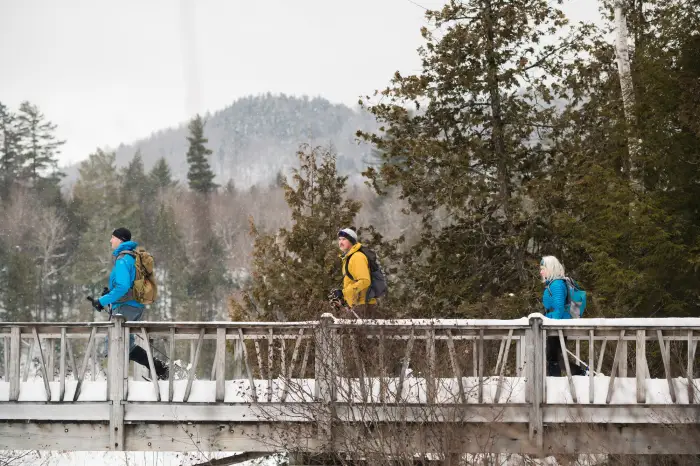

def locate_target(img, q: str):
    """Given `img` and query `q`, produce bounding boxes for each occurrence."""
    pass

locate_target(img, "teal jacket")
[543,279,569,319]
[98,241,144,309]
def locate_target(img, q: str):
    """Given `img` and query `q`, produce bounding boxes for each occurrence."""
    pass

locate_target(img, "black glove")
[328,288,346,306]
[86,296,104,312]
[101,287,109,296]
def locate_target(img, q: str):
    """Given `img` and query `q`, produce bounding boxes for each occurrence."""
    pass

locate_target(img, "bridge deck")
[0,313,699,455]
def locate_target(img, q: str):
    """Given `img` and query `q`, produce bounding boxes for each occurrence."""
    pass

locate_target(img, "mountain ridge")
[64,93,379,189]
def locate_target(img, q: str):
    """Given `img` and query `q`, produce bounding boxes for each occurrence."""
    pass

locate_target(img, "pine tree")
[359,0,594,317]
[186,115,217,194]
[234,144,362,321]
[2,249,39,322]
[151,201,190,321]
[16,101,65,188]
[0,102,21,200]
[545,0,700,317]
[182,116,225,321]
[71,150,129,287]
[149,156,176,191]
[120,151,151,242]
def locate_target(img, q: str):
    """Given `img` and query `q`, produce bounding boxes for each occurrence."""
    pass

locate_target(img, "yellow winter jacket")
[341,243,377,308]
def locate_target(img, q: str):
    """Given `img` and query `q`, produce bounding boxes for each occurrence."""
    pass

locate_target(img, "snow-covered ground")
[0,451,610,465]
[0,451,287,466]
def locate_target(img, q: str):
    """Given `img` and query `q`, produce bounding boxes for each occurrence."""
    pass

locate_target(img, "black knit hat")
[112,227,131,242]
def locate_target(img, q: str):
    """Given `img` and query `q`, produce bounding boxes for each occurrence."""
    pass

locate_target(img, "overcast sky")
[0,0,601,166]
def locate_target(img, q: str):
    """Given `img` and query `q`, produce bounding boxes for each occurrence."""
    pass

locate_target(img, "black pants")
[546,336,584,376]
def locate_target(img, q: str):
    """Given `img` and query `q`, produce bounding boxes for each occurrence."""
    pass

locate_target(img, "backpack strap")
[343,248,368,282]
[343,252,357,281]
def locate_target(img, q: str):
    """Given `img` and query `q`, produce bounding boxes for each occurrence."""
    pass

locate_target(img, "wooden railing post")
[109,316,126,451]
[215,327,226,402]
[9,326,20,401]
[636,330,646,404]
[315,313,336,448]
[527,315,544,452]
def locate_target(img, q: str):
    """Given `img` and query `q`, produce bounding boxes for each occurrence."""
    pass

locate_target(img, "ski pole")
[565,347,603,376]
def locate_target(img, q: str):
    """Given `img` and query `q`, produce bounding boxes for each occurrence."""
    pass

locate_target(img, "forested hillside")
[107,94,378,189]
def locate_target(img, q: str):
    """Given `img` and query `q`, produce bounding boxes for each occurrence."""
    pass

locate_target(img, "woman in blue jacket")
[540,256,583,376]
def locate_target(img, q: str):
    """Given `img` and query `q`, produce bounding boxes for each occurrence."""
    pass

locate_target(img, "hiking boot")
[129,346,169,380]
[154,358,169,380]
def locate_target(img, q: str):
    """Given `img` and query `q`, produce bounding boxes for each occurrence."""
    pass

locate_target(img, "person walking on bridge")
[540,255,584,377]
[333,228,377,319]
[88,227,168,380]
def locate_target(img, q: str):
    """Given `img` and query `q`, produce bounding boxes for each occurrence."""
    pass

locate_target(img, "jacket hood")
[113,241,139,256]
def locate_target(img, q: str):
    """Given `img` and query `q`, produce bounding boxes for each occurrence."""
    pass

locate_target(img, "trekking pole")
[565,347,603,376]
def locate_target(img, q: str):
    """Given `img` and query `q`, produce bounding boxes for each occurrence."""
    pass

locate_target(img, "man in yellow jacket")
[337,228,377,318]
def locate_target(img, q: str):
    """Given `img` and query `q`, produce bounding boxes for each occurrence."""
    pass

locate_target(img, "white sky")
[0,0,601,166]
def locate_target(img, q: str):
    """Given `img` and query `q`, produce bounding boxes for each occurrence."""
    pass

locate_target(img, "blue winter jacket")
[542,279,569,319]
[98,241,144,310]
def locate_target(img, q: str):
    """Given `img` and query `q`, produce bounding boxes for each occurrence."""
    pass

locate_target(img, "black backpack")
[343,246,388,300]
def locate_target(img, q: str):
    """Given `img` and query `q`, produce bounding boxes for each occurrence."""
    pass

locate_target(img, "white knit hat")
[338,228,358,244]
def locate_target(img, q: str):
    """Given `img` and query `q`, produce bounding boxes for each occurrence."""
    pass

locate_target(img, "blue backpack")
[564,277,587,318]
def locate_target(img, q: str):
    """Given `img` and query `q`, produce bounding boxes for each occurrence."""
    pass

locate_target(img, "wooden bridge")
[1,313,699,459]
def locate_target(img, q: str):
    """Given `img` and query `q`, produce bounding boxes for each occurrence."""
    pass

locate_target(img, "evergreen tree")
[121,151,149,201]
[1,249,39,322]
[71,150,129,287]
[16,101,65,188]
[149,156,176,191]
[120,151,151,242]
[541,0,700,317]
[182,116,226,320]
[359,0,594,317]
[233,144,362,321]
[186,115,217,194]
[151,201,190,321]
[0,102,21,200]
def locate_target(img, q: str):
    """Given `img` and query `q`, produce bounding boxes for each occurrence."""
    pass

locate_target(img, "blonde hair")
[540,255,565,282]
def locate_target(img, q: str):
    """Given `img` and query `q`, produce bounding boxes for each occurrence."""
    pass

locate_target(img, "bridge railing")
[318,315,530,405]
[1,315,699,406]
[0,322,112,402]
[542,318,700,405]
[1,314,700,454]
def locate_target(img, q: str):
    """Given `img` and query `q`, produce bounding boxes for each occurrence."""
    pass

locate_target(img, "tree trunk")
[614,1,640,179]
[483,0,509,219]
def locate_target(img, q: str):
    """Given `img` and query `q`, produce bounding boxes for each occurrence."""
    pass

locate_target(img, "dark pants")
[104,304,144,354]
[104,305,167,379]
[347,304,378,377]
[351,303,378,319]
[546,336,585,376]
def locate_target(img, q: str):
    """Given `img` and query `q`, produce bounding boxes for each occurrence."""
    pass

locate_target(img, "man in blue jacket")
[89,227,168,380]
